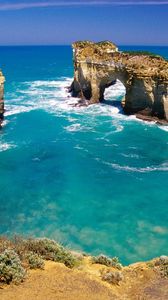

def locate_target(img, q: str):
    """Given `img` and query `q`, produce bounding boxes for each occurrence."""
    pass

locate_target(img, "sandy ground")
[0,258,168,300]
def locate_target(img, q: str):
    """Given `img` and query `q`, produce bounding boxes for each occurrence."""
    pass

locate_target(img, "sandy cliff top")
[0,257,168,300]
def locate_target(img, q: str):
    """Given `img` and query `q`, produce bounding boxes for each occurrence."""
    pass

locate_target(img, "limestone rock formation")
[0,70,5,126]
[70,41,168,123]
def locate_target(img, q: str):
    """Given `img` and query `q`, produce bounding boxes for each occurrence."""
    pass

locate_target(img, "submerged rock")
[71,41,168,123]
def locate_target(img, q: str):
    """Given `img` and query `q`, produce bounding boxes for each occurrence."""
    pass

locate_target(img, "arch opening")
[103,79,126,110]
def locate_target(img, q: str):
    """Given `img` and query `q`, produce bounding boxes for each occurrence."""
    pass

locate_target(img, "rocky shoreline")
[0,43,168,126]
[70,41,168,124]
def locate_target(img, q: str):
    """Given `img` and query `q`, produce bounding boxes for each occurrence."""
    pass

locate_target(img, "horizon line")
[0,1,168,11]
[0,43,167,47]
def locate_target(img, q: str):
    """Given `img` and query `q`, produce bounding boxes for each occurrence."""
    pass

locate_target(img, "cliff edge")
[0,237,168,300]
[70,41,168,123]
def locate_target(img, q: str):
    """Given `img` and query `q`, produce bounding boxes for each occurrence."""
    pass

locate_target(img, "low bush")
[154,256,168,277]
[0,237,13,253]
[92,254,122,270]
[0,250,26,284]
[26,252,44,270]
[24,238,80,268]
[101,270,124,285]
[123,50,162,59]
[0,237,82,286]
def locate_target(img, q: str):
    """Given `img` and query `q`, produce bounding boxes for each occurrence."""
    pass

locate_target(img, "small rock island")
[70,41,168,123]
[0,70,5,126]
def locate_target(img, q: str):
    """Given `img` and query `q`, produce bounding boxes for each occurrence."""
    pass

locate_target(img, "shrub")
[10,236,30,262]
[101,270,124,285]
[92,254,122,270]
[0,237,13,253]
[26,252,44,270]
[52,246,79,268]
[0,250,26,284]
[24,238,79,268]
[161,264,168,277]
[0,237,82,272]
[110,257,122,270]
[123,50,162,59]
[154,255,168,277]
[92,254,112,266]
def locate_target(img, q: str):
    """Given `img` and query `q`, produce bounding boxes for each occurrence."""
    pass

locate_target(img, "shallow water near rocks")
[0,45,168,264]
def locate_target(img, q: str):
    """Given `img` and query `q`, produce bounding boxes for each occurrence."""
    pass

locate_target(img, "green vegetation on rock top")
[73,40,117,49]
[123,50,162,59]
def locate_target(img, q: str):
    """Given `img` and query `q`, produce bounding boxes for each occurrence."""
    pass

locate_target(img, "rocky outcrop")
[0,70,5,126]
[70,41,168,123]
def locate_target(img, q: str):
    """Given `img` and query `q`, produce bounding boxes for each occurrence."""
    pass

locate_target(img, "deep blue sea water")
[0,45,168,265]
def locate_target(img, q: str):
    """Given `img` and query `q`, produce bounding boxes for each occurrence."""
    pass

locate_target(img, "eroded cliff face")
[70,41,168,122]
[0,70,5,125]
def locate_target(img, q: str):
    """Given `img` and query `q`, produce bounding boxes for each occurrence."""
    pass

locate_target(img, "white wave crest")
[64,123,82,132]
[5,105,35,117]
[95,158,168,173]
[5,76,167,133]
[4,77,129,120]
[159,125,168,132]
[0,142,16,152]
[104,80,125,100]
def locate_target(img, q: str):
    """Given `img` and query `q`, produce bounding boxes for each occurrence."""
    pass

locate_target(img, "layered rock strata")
[70,41,168,123]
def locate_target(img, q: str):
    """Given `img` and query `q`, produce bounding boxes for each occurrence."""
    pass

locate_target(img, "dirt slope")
[0,258,168,300]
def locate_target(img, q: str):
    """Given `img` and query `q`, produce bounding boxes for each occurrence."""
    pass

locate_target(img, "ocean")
[0,45,168,265]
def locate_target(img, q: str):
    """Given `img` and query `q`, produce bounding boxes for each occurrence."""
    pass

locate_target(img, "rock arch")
[70,41,168,123]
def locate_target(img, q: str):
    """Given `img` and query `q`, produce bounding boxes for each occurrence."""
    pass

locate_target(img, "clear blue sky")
[0,0,168,45]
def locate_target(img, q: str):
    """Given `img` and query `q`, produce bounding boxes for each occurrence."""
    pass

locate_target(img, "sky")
[0,0,167,45]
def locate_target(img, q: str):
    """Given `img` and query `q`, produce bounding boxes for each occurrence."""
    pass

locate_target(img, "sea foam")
[4,77,168,133]
[96,159,168,173]
[4,78,127,119]
[0,142,16,152]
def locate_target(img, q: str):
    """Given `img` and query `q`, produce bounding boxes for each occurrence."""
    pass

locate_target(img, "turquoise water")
[0,45,168,265]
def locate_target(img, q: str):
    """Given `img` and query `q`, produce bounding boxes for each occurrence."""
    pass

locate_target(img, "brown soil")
[0,258,168,300]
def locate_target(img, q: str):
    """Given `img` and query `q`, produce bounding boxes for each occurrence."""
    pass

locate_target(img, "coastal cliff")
[70,41,168,123]
[0,237,168,300]
[0,70,5,125]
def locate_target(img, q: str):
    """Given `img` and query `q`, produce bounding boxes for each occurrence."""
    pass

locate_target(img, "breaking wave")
[4,77,168,134]
[4,78,127,119]
[95,158,168,173]
[0,142,16,152]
